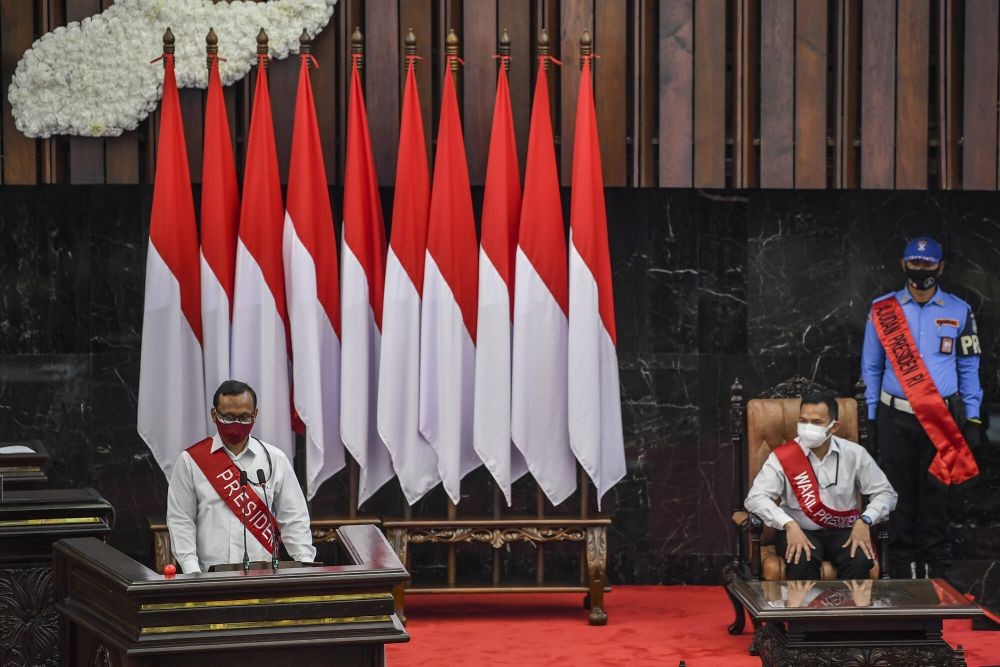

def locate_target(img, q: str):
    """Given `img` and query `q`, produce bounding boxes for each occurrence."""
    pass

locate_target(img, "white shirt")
[744,436,898,531]
[166,434,316,573]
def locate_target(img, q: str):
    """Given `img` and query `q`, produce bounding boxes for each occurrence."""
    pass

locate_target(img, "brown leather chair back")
[746,397,858,484]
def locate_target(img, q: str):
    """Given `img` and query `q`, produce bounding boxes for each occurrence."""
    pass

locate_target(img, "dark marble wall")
[2,187,998,597]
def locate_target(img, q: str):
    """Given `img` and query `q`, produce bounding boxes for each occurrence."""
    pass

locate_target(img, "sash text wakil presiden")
[166,380,316,573]
[745,393,898,580]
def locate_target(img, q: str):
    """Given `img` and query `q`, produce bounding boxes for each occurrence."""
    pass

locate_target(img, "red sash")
[774,441,860,529]
[870,296,979,485]
[187,438,276,552]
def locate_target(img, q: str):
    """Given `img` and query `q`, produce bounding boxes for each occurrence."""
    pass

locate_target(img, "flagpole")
[578,29,593,523]
[402,26,416,525]
[444,25,460,590]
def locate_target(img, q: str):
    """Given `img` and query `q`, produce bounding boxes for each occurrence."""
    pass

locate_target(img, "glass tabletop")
[747,578,970,610]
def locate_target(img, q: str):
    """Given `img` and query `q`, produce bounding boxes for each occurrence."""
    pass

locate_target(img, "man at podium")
[166,380,316,573]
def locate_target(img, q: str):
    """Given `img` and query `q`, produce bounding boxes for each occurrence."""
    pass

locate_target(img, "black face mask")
[906,267,939,290]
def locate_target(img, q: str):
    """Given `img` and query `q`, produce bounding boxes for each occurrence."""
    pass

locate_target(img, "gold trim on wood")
[139,614,392,635]
[140,592,392,611]
[0,517,102,527]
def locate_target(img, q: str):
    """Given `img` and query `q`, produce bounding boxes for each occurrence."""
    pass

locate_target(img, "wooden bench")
[382,516,611,625]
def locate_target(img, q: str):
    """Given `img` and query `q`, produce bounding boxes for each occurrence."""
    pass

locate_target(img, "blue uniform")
[861,287,982,420]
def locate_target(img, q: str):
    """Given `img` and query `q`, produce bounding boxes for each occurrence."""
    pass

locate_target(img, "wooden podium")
[0,487,114,666]
[54,524,409,666]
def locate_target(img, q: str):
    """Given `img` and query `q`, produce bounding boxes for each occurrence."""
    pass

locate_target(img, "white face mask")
[797,421,836,449]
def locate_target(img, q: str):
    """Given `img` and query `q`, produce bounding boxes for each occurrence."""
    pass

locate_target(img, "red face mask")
[214,419,254,446]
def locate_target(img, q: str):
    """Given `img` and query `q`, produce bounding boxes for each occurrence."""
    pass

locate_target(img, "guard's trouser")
[876,403,951,578]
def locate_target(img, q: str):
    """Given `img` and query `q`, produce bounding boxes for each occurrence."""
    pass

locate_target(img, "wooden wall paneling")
[179,90,205,184]
[365,0,400,186]
[834,0,860,188]
[311,14,339,184]
[498,0,531,173]
[658,0,694,187]
[936,0,961,189]
[594,0,627,186]
[894,0,930,189]
[39,0,67,184]
[634,0,658,186]
[66,0,105,184]
[759,0,793,188]
[1,0,39,184]
[693,0,726,188]
[961,0,998,190]
[399,0,433,167]
[462,0,497,186]
[560,0,593,186]
[860,0,896,189]
[269,56,299,185]
[732,0,758,188]
[100,0,139,184]
[794,0,828,189]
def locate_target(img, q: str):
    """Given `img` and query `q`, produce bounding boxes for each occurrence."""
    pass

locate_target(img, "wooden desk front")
[55,524,409,667]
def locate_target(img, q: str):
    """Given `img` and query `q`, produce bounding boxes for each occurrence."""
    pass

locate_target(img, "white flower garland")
[8,0,337,138]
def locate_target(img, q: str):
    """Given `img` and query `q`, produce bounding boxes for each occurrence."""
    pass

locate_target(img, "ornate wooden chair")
[722,376,890,638]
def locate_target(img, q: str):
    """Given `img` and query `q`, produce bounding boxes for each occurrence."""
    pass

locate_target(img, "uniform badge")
[935,318,959,328]
[940,337,954,354]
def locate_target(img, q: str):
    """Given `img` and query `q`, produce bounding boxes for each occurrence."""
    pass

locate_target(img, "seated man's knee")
[840,551,874,578]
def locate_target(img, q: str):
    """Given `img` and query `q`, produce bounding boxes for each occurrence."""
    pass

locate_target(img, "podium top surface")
[54,524,409,654]
[55,523,408,597]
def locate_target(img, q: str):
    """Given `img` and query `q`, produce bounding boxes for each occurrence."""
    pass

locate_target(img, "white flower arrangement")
[8,0,337,138]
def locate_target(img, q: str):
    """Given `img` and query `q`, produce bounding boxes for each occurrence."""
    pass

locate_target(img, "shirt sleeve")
[166,452,202,574]
[745,454,796,530]
[957,307,983,419]
[855,448,898,523]
[273,454,317,563]
[861,310,886,421]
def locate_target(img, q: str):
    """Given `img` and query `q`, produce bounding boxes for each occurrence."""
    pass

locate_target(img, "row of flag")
[137,49,625,509]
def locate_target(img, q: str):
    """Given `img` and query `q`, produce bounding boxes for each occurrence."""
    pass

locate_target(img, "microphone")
[257,468,279,570]
[239,470,250,573]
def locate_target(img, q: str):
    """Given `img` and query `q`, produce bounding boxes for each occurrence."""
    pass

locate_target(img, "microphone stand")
[257,469,280,571]
[239,470,251,573]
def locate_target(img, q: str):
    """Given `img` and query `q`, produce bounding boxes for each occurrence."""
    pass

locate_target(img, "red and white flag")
[473,62,526,505]
[420,64,480,505]
[200,53,239,433]
[340,58,392,506]
[231,59,293,458]
[138,54,208,479]
[284,54,343,498]
[569,58,625,509]
[378,60,440,504]
[511,60,577,505]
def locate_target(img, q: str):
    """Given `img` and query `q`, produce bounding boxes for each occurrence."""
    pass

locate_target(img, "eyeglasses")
[215,413,255,425]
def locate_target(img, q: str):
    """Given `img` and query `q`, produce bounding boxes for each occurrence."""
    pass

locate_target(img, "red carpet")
[386,586,1000,666]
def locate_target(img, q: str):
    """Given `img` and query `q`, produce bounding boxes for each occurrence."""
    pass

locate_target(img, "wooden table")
[727,576,983,666]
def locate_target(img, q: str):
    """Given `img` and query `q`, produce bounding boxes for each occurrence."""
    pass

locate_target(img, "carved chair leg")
[725,586,746,635]
[586,527,608,625]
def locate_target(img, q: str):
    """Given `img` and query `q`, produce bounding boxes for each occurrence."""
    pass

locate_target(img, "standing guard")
[861,236,983,579]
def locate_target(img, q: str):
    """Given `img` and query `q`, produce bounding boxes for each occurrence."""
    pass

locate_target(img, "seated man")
[745,392,898,580]
[166,380,316,573]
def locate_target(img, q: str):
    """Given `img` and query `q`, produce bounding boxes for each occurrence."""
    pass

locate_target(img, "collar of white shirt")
[794,435,843,463]
[210,433,261,464]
